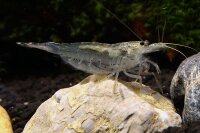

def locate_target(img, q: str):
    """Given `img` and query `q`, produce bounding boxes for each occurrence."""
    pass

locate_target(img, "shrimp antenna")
[94,1,143,41]
[161,19,166,42]
[157,27,160,42]
[165,43,198,53]
[164,45,187,58]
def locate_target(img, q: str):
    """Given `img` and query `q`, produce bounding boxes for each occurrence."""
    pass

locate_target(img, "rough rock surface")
[170,53,200,123]
[0,105,13,133]
[23,75,181,133]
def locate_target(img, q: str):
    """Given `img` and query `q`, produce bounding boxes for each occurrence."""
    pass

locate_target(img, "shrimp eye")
[140,40,149,46]
[140,41,145,45]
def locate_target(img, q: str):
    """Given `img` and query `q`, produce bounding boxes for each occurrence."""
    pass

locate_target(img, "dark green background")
[1,0,199,49]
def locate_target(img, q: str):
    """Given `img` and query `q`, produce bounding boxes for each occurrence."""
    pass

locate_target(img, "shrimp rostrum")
[17,41,196,90]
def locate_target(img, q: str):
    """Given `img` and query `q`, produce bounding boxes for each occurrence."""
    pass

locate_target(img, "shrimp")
[17,41,197,94]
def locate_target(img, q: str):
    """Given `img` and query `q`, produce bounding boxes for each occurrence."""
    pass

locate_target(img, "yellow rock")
[0,106,13,133]
[23,75,181,133]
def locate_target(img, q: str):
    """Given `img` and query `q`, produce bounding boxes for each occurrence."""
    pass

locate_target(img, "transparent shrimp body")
[56,41,161,75]
[17,41,167,76]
